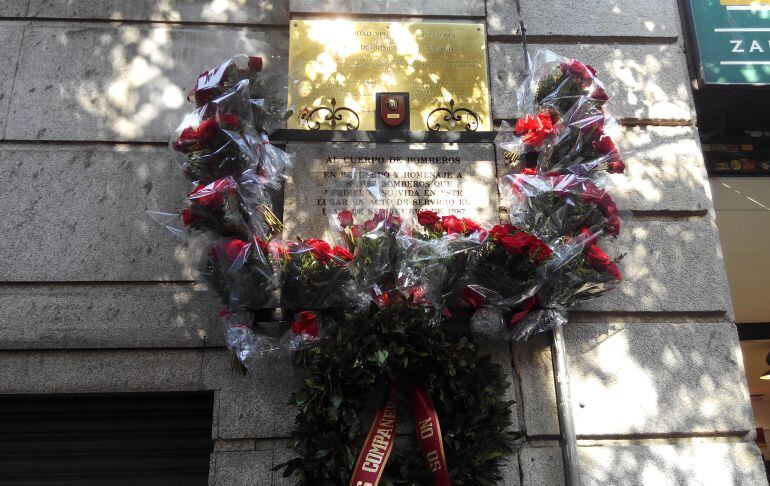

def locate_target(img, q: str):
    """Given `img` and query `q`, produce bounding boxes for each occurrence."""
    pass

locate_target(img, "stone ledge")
[5,23,288,142]
[489,42,694,122]
[0,348,205,393]
[514,322,753,437]
[289,0,485,17]
[0,284,220,349]
[25,0,289,25]
[208,450,274,486]
[520,441,768,486]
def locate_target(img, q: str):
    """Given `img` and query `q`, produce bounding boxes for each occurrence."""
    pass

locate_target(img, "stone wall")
[0,1,765,485]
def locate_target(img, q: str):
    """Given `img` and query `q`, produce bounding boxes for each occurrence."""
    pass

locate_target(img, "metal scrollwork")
[301,98,360,130]
[426,99,479,132]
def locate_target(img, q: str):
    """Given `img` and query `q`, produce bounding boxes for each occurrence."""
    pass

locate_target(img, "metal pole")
[551,324,583,486]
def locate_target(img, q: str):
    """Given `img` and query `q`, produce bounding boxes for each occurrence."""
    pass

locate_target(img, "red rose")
[490,224,512,241]
[586,244,622,281]
[605,214,622,237]
[351,224,363,238]
[363,219,377,232]
[248,56,263,72]
[509,296,537,325]
[441,215,464,235]
[593,135,617,155]
[215,238,248,262]
[373,292,392,308]
[607,159,626,174]
[580,180,606,204]
[522,167,537,175]
[405,286,427,304]
[305,238,332,263]
[216,112,239,130]
[560,59,596,84]
[592,86,609,102]
[292,311,319,337]
[462,218,481,235]
[331,245,353,261]
[372,209,388,223]
[526,236,553,263]
[500,232,530,255]
[462,287,486,309]
[181,208,198,226]
[188,177,236,208]
[338,210,354,228]
[417,210,440,228]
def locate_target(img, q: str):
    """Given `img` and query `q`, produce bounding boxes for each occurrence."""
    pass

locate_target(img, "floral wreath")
[154,50,625,485]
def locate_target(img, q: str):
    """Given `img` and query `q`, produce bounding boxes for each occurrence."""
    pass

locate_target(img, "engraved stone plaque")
[283,143,499,240]
[287,20,491,131]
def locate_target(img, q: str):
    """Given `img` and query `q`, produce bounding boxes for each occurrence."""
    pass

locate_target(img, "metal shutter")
[0,391,214,486]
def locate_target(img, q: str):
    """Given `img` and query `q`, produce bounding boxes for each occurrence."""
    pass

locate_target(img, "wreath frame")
[277,301,521,485]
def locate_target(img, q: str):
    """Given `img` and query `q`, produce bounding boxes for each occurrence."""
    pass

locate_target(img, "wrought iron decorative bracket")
[301,98,360,130]
[426,99,479,132]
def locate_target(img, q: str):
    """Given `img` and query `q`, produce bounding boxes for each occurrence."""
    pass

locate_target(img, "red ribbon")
[349,384,452,486]
[349,385,398,486]
[412,385,451,486]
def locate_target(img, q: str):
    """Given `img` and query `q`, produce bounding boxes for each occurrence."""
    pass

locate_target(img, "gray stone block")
[497,126,712,213]
[0,145,202,281]
[608,126,710,212]
[0,348,204,393]
[0,284,222,349]
[517,0,681,39]
[489,42,695,121]
[520,441,768,486]
[27,0,289,25]
[520,444,564,486]
[577,220,732,313]
[289,0,485,16]
[203,348,305,439]
[5,23,288,142]
[515,322,753,437]
[271,446,298,486]
[0,1,27,16]
[486,339,523,432]
[208,450,273,486]
[512,334,557,437]
[0,23,25,138]
[486,0,521,37]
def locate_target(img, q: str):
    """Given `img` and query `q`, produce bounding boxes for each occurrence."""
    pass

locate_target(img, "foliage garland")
[278,300,520,485]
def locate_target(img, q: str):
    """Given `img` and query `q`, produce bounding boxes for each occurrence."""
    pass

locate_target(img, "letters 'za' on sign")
[286,19,491,131]
[684,0,770,84]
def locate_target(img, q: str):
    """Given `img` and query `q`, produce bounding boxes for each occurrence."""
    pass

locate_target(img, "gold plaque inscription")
[287,19,491,131]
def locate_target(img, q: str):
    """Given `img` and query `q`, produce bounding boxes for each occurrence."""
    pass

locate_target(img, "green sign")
[685,0,770,84]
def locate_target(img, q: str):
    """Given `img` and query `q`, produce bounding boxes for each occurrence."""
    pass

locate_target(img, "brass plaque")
[287,19,491,131]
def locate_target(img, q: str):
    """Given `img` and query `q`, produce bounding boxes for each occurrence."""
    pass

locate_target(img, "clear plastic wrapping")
[205,237,281,310]
[518,49,611,118]
[221,309,325,371]
[536,97,625,176]
[500,173,622,243]
[462,223,551,310]
[279,238,359,309]
[187,54,290,135]
[174,79,260,185]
